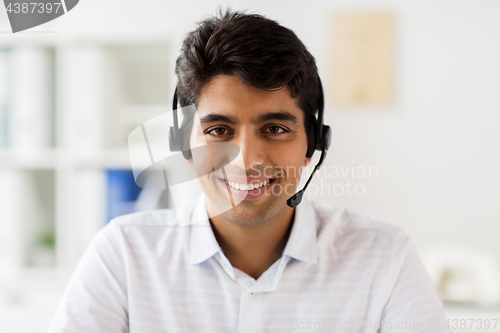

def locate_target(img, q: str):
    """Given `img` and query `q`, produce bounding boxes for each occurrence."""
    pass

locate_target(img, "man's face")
[189,75,311,226]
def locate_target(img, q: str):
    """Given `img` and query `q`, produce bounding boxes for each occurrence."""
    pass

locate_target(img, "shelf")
[0,149,59,169]
[71,149,133,169]
[0,37,175,284]
[0,149,133,169]
[0,31,173,47]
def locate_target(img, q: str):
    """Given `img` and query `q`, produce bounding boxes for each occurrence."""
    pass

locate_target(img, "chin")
[221,194,287,227]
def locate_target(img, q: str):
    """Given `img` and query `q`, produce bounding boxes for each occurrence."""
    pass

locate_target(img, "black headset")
[169,77,331,208]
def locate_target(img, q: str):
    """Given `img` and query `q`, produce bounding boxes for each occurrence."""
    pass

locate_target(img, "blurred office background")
[0,0,499,332]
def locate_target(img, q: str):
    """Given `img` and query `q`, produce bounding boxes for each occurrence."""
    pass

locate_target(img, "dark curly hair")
[175,9,321,137]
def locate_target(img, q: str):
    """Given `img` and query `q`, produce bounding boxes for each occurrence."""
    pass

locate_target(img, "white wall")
[318,1,500,260]
[3,0,498,257]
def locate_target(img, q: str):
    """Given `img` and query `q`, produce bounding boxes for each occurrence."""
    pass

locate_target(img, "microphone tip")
[286,190,304,208]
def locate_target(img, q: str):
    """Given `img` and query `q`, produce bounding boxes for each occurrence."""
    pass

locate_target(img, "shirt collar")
[282,197,318,264]
[188,194,318,266]
[188,194,221,265]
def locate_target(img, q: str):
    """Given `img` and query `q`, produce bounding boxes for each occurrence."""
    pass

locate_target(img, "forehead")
[196,75,304,124]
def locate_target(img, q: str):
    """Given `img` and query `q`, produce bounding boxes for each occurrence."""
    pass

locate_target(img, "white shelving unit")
[0,32,177,291]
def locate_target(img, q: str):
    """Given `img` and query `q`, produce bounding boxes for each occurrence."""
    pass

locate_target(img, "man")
[48,10,449,333]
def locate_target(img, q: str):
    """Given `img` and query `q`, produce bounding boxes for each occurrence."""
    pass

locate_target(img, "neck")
[208,206,295,280]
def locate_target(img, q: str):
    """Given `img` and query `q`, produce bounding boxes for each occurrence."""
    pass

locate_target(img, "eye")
[264,125,288,134]
[206,127,232,137]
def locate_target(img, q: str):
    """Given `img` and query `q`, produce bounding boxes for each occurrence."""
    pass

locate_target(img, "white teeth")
[259,179,269,187]
[225,179,272,191]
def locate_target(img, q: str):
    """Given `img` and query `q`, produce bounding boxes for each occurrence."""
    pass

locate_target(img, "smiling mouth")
[219,178,276,191]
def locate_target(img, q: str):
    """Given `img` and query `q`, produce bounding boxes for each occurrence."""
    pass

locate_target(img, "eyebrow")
[199,114,238,125]
[198,111,299,126]
[253,111,298,125]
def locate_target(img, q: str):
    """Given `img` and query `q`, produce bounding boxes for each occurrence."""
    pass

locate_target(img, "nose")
[231,128,265,171]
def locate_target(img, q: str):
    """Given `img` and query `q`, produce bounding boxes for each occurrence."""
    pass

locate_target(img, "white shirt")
[48,195,450,333]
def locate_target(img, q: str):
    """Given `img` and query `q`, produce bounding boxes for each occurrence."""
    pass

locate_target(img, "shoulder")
[311,200,403,235]
[109,195,201,229]
[98,205,193,255]
[310,200,410,254]
[110,208,180,228]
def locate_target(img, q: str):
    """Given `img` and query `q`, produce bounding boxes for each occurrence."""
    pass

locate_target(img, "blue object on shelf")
[106,169,142,223]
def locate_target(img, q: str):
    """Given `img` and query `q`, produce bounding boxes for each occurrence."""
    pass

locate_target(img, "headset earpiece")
[305,76,328,158]
[168,125,180,152]
[169,119,193,160]
[180,119,192,160]
[306,115,316,158]
[169,87,193,160]
[321,125,332,152]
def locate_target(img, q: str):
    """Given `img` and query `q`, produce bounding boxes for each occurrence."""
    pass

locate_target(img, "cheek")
[269,150,307,181]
